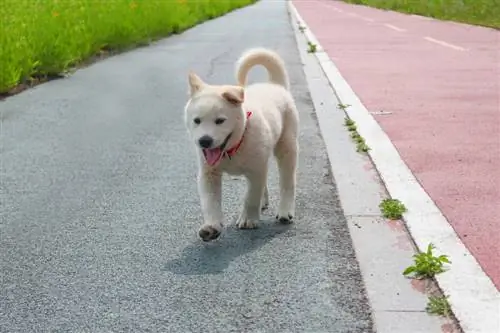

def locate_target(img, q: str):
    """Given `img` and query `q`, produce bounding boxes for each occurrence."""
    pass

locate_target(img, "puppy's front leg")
[197,169,223,241]
[236,171,267,229]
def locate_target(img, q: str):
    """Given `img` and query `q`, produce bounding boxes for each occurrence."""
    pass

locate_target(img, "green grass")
[344,0,500,29]
[0,0,256,94]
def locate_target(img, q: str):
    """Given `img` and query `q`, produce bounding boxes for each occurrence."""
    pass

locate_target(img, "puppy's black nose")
[198,135,213,148]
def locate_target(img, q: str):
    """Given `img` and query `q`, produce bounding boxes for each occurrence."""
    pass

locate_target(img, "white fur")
[184,48,299,241]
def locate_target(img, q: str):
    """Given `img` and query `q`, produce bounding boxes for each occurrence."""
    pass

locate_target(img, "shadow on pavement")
[162,219,293,275]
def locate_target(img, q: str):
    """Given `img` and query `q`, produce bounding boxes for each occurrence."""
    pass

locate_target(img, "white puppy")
[184,48,299,241]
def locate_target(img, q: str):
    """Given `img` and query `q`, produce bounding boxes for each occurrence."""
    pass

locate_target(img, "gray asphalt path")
[0,0,374,332]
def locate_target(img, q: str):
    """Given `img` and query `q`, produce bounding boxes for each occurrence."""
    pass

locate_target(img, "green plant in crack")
[344,118,357,132]
[344,118,370,153]
[403,243,451,279]
[356,140,370,152]
[344,117,355,126]
[426,295,452,317]
[307,41,317,53]
[350,131,361,139]
[338,103,351,111]
[352,133,369,152]
[298,24,306,33]
[379,198,407,219]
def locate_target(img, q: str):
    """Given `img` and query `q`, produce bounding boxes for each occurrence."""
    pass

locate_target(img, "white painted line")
[360,16,375,23]
[289,3,500,333]
[424,36,466,51]
[370,111,393,115]
[384,23,406,32]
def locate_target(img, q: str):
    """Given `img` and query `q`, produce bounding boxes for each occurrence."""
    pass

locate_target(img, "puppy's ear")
[222,86,244,105]
[188,71,206,96]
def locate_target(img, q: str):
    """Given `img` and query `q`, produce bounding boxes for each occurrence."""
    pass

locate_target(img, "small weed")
[355,136,364,143]
[298,25,306,33]
[379,198,407,219]
[426,295,452,317]
[352,133,363,142]
[356,141,371,152]
[307,41,317,53]
[403,243,451,279]
[351,131,361,139]
[343,117,370,153]
[338,103,351,110]
[344,117,355,126]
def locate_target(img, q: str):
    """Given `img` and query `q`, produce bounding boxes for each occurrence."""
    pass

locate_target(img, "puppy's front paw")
[236,211,258,229]
[198,224,222,242]
[276,213,294,224]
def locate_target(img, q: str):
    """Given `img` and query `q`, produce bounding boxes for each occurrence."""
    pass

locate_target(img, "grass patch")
[344,0,500,29]
[403,243,451,279]
[426,295,452,317]
[379,198,406,219]
[0,0,256,94]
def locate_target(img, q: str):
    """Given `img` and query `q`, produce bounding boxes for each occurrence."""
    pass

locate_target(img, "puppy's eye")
[215,118,226,125]
[193,118,201,125]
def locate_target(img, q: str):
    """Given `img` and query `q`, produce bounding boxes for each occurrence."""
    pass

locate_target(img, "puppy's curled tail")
[236,48,289,90]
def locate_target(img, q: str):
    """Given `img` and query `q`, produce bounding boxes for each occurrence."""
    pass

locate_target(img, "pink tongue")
[203,148,223,166]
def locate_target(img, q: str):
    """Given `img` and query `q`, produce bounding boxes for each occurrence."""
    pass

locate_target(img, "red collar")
[225,111,252,159]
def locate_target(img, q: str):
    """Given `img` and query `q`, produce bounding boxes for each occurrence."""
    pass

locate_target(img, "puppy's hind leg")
[275,112,299,223]
[261,184,269,211]
[237,170,268,229]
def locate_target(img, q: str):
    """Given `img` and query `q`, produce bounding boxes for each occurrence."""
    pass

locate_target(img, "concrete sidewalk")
[290,0,499,332]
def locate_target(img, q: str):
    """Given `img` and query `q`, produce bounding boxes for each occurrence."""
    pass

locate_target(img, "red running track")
[293,0,500,289]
